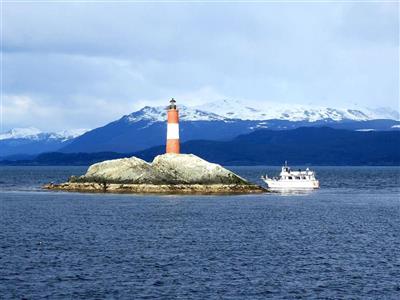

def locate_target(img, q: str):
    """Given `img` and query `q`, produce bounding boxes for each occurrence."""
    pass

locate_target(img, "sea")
[1,166,399,299]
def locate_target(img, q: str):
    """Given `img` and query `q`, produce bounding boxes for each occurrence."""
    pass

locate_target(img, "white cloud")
[2,2,399,131]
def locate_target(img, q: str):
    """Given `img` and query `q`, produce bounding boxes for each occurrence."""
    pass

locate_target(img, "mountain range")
[4,127,399,166]
[1,100,399,159]
[195,99,400,122]
[0,127,88,158]
[134,127,400,165]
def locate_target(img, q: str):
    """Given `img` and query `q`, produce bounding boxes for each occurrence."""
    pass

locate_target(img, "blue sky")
[2,1,399,131]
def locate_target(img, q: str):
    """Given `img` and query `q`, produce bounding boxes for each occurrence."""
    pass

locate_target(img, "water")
[1,166,399,299]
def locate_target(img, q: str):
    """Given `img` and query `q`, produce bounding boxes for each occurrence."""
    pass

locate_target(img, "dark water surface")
[1,166,399,299]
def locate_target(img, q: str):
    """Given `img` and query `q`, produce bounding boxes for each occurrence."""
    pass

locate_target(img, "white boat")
[261,162,319,190]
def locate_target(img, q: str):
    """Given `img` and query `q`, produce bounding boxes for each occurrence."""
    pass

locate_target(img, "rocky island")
[44,153,266,194]
[44,99,266,195]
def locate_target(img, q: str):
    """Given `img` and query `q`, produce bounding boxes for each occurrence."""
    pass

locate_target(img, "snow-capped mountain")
[194,99,399,122]
[114,100,399,123]
[0,127,89,157]
[364,107,400,121]
[2,100,399,158]
[0,127,88,141]
[0,127,43,140]
[59,100,399,154]
[123,105,226,124]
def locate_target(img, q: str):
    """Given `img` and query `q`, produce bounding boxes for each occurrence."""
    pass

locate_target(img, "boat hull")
[262,179,320,189]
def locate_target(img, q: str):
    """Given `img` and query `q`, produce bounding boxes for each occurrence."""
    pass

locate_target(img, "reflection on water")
[267,188,316,196]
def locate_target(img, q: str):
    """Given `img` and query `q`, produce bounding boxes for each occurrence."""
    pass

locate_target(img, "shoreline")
[43,182,267,195]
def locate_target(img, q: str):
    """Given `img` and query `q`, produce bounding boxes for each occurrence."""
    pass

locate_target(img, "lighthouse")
[166,98,180,154]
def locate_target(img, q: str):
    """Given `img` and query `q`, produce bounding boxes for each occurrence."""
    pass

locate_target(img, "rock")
[45,153,266,194]
[79,156,156,184]
[151,153,248,184]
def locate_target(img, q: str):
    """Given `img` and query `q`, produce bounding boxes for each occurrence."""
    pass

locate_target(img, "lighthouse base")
[166,139,180,154]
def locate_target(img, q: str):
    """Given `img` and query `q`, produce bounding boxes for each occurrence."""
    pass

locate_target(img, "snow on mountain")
[123,105,226,124]
[0,127,89,141]
[0,127,43,140]
[123,101,378,124]
[364,107,400,121]
[194,99,398,122]
[2,101,397,143]
[52,129,90,141]
[119,100,400,124]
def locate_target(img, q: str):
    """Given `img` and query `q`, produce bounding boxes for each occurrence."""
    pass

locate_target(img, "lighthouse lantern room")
[166,98,180,154]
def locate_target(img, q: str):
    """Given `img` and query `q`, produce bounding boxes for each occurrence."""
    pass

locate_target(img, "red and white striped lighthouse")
[166,98,180,154]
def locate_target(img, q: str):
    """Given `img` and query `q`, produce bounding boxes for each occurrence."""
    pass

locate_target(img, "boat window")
[288,176,292,180]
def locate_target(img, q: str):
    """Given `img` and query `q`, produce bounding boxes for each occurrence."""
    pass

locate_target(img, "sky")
[2,1,399,132]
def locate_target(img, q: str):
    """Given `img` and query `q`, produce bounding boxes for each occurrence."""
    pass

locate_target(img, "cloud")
[3,93,131,131]
[2,2,399,131]
[3,94,57,129]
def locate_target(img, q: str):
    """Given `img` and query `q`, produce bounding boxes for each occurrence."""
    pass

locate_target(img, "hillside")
[60,104,399,154]
[0,128,88,158]
[3,127,399,166]
[135,127,400,165]
[2,100,399,157]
